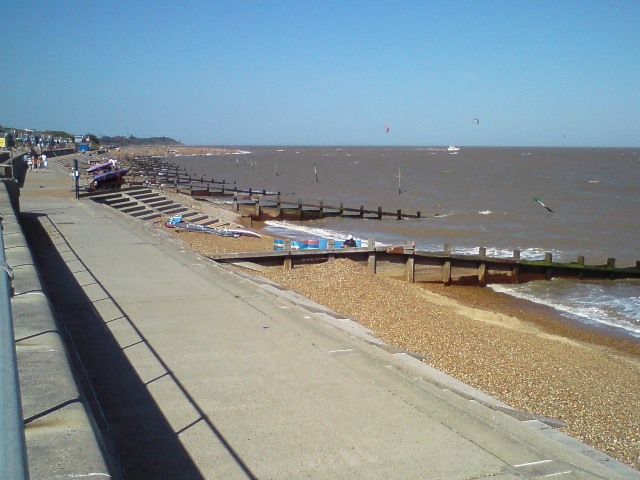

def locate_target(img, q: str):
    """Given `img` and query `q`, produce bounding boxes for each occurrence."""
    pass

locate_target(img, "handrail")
[0,215,29,480]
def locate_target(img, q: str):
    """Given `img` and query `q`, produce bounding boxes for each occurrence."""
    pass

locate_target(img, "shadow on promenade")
[20,212,215,479]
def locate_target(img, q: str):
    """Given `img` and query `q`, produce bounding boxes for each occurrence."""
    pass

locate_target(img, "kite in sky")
[534,196,554,213]
[384,125,390,133]
[473,118,480,125]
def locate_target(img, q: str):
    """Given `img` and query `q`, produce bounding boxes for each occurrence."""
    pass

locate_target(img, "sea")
[166,146,640,340]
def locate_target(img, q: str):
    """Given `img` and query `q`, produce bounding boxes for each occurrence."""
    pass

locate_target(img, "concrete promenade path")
[17,157,638,479]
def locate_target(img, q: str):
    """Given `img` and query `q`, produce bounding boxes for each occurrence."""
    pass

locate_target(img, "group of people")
[25,153,48,171]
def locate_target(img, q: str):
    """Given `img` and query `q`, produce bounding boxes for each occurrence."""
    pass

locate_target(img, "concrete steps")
[85,188,241,229]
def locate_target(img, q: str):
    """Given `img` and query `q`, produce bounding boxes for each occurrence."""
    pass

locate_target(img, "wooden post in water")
[233,192,239,212]
[607,258,616,268]
[397,209,402,220]
[340,203,344,217]
[545,252,553,280]
[577,255,585,279]
[478,247,487,287]
[360,206,364,218]
[298,199,303,220]
[254,197,260,218]
[276,195,282,219]
[512,250,521,284]
[319,200,324,219]
[377,207,382,219]
[442,244,452,286]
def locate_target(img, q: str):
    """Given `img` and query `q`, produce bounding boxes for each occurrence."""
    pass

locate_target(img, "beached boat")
[165,215,261,238]
[87,168,128,191]
[87,159,117,173]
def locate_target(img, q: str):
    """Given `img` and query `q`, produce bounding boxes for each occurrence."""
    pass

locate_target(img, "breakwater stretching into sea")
[165,146,640,339]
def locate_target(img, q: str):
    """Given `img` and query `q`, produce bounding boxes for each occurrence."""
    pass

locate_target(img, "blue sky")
[4,1,639,146]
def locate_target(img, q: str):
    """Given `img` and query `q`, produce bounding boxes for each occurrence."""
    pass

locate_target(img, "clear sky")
[4,1,639,147]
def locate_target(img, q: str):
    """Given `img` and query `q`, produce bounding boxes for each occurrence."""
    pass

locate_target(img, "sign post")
[74,159,80,199]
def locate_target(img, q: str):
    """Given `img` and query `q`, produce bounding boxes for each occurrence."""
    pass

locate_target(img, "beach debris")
[534,196,554,213]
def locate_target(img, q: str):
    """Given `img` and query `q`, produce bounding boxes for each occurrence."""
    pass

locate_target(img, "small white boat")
[447,146,460,152]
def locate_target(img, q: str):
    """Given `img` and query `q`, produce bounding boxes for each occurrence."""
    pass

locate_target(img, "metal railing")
[0,214,29,479]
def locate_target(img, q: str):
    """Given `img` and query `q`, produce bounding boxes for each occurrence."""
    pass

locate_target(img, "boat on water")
[447,146,460,152]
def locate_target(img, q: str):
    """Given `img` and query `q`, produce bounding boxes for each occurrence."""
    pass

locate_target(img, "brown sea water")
[168,146,640,338]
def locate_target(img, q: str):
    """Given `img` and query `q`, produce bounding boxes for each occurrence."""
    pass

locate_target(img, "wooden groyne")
[120,156,429,221]
[210,242,640,287]
[233,195,425,221]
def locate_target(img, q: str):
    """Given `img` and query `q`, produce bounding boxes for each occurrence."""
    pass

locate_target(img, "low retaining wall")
[1,181,112,478]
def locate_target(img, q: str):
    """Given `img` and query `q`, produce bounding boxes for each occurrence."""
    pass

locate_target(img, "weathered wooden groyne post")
[442,244,452,286]
[478,247,487,287]
[405,243,415,282]
[512,250,521,284]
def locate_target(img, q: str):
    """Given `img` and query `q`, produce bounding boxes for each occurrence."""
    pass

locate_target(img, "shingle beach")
[117,147,640,470]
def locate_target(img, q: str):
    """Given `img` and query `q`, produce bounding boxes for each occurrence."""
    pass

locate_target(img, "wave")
[491,280,640,338]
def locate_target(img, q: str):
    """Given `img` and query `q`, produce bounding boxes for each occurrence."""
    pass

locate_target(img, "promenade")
[15,155,639,479]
